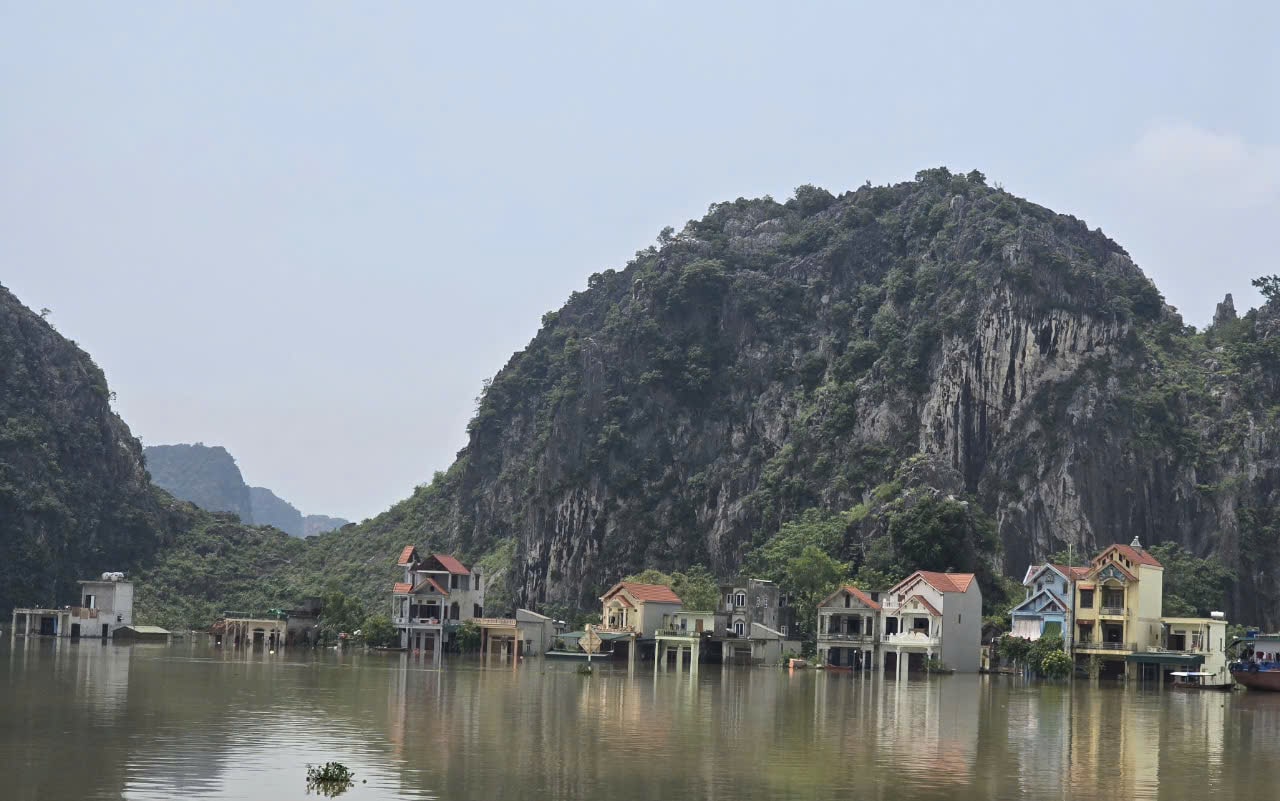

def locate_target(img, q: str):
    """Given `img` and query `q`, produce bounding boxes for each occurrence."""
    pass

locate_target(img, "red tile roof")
[1109,544,1163,568]
[1052,564,1092,580]
[393,582,413,594]
[820,585,881,611]
[429,554,471,575]
[903,594,942,616]
[397,545,418,565]
[914,571,976,593]
[412,577,449,596]
[601,581,682,604]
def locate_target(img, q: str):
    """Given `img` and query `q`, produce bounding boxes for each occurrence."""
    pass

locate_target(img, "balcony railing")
[819,632,874,642]
[884,632,940,646]
[1099,606,1127,616]
[1076,641,1135,651]
[394,616,442,627]
[593,625,635,634]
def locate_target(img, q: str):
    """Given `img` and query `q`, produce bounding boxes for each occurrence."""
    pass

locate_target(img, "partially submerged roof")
[118,625,170,635]
[600,581,681,604]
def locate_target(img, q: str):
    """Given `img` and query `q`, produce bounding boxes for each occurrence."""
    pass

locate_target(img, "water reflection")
[2,641,1279,801]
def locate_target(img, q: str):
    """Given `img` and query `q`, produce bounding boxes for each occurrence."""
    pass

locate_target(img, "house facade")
[10,573,134,639]
[599,581,682,636]
[881,571,982,674]
[816,585,881,670]
[392,546,486,657]
[716,578,792,638]
[1009,564,1088,646]
[1072,539,1164,677]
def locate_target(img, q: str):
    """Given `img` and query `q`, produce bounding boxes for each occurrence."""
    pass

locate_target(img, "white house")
[881,571,982,674]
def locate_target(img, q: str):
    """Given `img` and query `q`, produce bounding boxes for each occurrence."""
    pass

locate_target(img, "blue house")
[1009,563,1087,645]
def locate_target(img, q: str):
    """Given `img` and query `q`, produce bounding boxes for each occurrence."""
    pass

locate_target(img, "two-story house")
[1072,538,1163,677]
[881,571,982,674]
[1009,563,1089,646]
[391,546,486,658]
[816,585,881,670]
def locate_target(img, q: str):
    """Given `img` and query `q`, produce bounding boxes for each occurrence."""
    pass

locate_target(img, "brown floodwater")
[2,638,1279,800]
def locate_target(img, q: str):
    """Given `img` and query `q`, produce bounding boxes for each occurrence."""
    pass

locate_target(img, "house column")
[691,638,700,672]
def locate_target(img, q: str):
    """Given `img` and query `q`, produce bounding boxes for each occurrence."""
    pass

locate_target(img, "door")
[101,624,109,638]
[695,618,704,633]
[71,623,81,638]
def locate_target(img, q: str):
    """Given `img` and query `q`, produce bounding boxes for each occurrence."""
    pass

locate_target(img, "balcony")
[1075,641,1135,652]
[1099,606,1127,617]
[883,631,940,648]
[394,616,442,628]
[594,625,635,634]
[818,632,875,643]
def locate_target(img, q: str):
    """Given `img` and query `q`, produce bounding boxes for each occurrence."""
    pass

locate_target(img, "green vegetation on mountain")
[5,169,1280,633]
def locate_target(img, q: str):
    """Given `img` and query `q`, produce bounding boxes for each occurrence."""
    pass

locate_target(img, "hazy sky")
[3,3,1277,521]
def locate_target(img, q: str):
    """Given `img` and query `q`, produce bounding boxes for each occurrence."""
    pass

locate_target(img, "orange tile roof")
[1051,564,1092,580]
[393,582,413,594]
[1109,544,1163,568]
[397,545,418,565]
[903,594,942,616]
[820,585,881,611]
[914,571,976,593]
[430,554,470,575]
[601,581,682,604]
[411,577,449,596]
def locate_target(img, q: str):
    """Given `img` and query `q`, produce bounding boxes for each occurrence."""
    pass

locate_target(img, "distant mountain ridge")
[144,444,348,537]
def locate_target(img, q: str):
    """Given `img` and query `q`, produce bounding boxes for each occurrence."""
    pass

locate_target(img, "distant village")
[9,536,1244,688]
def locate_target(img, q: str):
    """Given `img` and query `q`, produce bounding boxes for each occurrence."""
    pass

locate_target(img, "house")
[1071,538,1164,678]
[881,570,982,674]
[816,585,881,670]
[1130,616,1231,686]
[599,581,682,637]
[212,614,287,648]
[515,608,565,657]
[712,577,799,664]
[716,578,793,638]
[1009,563,1089,646]
[10,573,134,639]
[391,546,487,659]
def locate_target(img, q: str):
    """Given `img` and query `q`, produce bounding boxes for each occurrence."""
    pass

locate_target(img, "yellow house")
[1072,538,1164,677]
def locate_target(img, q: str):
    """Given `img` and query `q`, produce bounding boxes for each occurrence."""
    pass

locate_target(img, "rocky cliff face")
[144,445,348,537]
[146,444,253,522]
[0,285,170,613]
[298,170,1279,626]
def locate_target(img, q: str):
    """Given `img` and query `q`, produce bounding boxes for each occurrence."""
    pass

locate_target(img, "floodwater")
[2,640,1279,801]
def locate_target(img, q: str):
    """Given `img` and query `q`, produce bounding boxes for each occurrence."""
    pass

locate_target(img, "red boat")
[1230,632,1280,691]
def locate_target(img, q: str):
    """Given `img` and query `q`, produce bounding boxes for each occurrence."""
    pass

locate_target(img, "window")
[451,575,459,589]
[957,614,962,624]
[734,621,745,637]
[1079,589,1094,609]
[781,625,788,636]
[780,595,788,608]
[735,592,746,607]
[844,595,851,608]
[83,594,96,609]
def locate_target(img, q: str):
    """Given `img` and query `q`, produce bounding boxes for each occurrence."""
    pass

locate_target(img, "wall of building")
[940,586,983,673]
[1134,565,1164,649]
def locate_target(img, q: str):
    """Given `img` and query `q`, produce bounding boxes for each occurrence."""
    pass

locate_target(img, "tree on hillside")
[1146,542,1235,617]
[784,545,848,641]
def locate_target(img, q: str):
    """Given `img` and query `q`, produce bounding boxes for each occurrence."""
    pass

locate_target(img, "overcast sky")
[3,2,1277,521]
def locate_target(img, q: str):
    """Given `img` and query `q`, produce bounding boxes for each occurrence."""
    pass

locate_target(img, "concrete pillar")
[26,613,32,637]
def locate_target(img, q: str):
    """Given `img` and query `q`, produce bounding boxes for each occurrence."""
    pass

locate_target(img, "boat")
[1170,671,1234,691]
[544,649,616,661]
[1229,632,1280,691]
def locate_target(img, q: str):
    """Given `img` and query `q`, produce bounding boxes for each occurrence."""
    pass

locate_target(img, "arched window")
[734,620,745,637]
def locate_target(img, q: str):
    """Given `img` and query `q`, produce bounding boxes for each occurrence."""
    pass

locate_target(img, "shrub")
[1040,650,1073,679]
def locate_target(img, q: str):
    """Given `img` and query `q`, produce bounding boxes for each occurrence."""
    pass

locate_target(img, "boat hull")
[1231,669,1280,691]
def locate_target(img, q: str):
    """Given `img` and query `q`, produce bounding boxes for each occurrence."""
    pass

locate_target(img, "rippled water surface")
[3,639,1280,800]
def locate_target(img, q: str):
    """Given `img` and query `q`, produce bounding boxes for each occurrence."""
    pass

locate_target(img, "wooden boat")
[1170,671,1234,691]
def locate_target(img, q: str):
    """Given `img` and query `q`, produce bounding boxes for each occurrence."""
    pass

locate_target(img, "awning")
[1077,584,1095,590]
[1126,652,1204,666]
[1077,620,1094,626]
